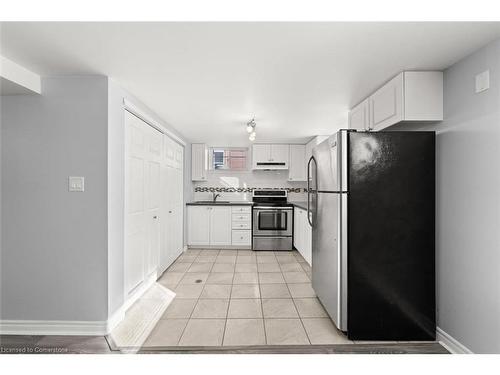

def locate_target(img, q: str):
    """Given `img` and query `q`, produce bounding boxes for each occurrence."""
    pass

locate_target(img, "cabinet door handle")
[153,216,158,219]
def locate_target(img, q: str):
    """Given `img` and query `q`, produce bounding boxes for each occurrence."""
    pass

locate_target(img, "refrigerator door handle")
[307,156,316,228]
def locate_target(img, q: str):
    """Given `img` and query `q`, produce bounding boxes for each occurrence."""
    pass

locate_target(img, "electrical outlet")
[68,176,85,192]
[475,70,490,93]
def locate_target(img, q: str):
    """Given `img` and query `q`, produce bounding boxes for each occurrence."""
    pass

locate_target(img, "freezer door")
[311,132,348,331]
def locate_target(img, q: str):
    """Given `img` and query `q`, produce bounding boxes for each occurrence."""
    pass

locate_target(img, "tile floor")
[144,249,353,347]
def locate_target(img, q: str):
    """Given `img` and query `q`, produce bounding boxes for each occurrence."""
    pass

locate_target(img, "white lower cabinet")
[231,206,251,248]
[209,206,232,246]
[187,205,252,248]
[187,206,211,246]
[187,205,232,247]
[293,207,312,265]
[232,230,251,246]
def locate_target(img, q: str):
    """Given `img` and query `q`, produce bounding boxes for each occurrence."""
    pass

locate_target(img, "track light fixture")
[246,118,257,141]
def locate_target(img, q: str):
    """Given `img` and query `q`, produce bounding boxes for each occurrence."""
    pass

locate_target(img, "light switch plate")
[68,176,85,192]
[475,70,490,93]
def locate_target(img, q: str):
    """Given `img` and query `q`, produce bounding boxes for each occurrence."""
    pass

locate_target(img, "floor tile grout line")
[176,289,200,345]
[257,279,268,345]
[175,250,207,346]
[221,261,237,346]
[284,280,312,345]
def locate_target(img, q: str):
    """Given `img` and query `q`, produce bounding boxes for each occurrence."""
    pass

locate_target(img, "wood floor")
[0,334,448,354]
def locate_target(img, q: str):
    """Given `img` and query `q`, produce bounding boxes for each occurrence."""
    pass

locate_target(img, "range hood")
[254,161,288,170]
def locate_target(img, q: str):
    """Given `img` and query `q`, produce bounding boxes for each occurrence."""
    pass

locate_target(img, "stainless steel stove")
[252,189,293,251]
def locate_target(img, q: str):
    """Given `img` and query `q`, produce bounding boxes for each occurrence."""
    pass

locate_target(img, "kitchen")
[153,71,439,346]
[1,18,500,365]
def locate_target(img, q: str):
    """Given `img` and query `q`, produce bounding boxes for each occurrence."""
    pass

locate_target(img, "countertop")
[290,201,308,210]
[186,201,254,206]
[186,201,309,209]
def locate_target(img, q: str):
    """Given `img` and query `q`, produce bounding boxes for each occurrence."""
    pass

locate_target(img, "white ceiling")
[2,22,500,145]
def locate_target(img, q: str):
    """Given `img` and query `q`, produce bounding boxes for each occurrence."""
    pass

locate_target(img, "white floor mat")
[108,283,175,352]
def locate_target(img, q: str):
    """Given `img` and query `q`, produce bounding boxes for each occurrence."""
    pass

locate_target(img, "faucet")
[213,193,221,202]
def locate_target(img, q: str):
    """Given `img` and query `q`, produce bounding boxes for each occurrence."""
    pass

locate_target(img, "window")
[209,148,248,171]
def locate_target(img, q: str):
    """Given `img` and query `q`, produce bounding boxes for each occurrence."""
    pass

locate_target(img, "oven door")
[253,207,293,237]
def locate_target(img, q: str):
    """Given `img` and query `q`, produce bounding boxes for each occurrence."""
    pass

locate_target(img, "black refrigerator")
[308,130,435,341]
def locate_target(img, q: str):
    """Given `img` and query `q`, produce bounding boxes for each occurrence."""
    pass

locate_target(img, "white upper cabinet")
[191,143,207,181]
[403,71,444,121]
[370,73,404,130]
[349,71,443,131]
[252,144,290,169]
[348,98,370,131]
[270,144,290,164]
[252,144,270,167]
[288,144,306,181]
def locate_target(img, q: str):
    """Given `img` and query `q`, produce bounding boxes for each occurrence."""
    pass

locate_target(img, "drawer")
[231,206,252,214]
[232,213,251,222]
[232,230,251,245]
[232,222,251,230]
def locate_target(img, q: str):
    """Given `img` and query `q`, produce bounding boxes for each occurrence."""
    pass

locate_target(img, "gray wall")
[1,76,109,321]
[391,39,500,353]
[107,79,191,317]
[1,76,191,323]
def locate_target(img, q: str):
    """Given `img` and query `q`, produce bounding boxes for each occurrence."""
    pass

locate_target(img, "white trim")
[437,327,473,354]
[122,271,157,313]
[106,307,125,334]
[123,98,186,146]
[0,55,41,94]
[0,320,109,336]
[0,279,172,337]
[187,245,251,249]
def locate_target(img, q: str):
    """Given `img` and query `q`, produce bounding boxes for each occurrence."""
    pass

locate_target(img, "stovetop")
[252,189,292,207]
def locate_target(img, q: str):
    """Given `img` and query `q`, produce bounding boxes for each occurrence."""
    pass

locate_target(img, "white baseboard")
[437,327,473,354]
[0,276,156,336]
[187,245,251,249]
[0,319,109,336]
[0,310,128,336]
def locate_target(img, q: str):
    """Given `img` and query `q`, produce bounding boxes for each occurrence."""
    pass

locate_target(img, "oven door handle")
[253,236,292,239]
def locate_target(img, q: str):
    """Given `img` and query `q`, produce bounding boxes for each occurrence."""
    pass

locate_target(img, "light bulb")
[249,131,256,141]
[246,124,254,133]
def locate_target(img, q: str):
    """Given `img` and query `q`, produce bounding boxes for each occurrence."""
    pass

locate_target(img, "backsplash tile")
[194,186,306,193]
[192,170,307,202]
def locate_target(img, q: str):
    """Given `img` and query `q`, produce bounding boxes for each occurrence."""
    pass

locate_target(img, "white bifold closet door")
[159,136,184,274]
[125,111,162,296]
